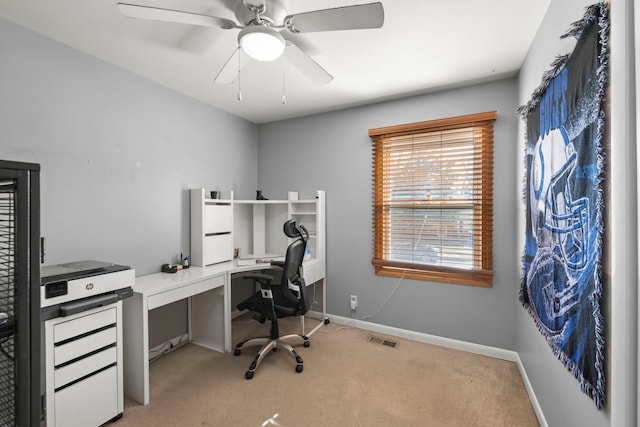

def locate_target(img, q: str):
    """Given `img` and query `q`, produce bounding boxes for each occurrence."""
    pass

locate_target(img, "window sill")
[373,264,492,287]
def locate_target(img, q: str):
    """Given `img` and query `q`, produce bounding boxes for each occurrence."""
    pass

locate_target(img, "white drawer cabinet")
[44,304,124,427]
[191,188,234,266]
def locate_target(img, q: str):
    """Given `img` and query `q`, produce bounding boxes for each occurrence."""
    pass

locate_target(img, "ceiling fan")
[117,1,385,86]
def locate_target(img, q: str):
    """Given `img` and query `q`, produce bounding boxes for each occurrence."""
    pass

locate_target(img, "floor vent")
[369,335,398,348]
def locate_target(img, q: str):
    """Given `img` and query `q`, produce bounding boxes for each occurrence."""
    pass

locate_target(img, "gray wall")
[0,17,259,348]
[257,78,521,351]
[0,18,258,276]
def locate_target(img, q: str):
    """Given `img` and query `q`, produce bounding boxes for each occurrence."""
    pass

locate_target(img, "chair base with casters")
[233,220,311,380]
[233,317,310,380]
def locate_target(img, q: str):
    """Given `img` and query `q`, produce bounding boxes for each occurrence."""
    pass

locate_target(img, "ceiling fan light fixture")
[238,26,285,62]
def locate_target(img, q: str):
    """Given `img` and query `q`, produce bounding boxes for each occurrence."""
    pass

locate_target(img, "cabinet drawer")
[54,307,116,343]
[55,346,117,388]
[54,366,119,427]
[55,327,117,365]
[205,234,233,264]
[205,204,232,234]
[148,275,225,310]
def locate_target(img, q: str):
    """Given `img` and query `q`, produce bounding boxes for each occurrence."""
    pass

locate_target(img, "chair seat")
[237,287,299,318]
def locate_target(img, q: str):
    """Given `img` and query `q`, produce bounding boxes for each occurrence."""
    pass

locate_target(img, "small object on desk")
[237,254,284,266]
[161,264,178,273]
[182,256,190,268]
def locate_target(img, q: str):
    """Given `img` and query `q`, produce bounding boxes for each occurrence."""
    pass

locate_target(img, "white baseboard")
[329,314,517,361]
[306,310,324,321]
[328,315,547,426]
[515,353,548,427]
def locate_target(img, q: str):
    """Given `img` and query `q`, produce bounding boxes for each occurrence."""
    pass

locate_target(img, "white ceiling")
[0,0,550,124]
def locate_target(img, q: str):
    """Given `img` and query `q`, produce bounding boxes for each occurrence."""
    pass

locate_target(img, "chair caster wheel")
[295,365,303,373]
[245,371,254,380]
[234,348,241,356]
[303,341,310,347]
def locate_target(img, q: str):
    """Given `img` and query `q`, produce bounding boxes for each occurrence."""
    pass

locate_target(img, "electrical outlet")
[350,295,357,310]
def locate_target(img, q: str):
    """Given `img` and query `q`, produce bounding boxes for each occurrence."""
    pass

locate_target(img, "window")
[369,111,496,286]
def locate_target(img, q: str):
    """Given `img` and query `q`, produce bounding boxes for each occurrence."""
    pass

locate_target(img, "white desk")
[122,259,325,405]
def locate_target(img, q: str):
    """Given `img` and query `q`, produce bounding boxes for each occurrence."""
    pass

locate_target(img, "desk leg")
[191,286,226,352]
[123,293,150,405]
[225,273,231,351]
[303,278,327,337]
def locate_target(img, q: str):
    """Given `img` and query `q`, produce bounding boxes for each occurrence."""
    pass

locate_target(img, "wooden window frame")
[369,111,496,287]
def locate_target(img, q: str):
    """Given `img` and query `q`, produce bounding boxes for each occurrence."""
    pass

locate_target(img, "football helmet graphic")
[530,127,589,271]
[526,126,592,332]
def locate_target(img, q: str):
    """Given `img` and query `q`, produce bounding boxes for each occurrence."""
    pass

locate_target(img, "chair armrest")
[270,260,285,269]
[245,273,275,288]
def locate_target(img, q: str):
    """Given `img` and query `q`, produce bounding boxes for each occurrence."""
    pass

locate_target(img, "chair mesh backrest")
[279,220,308,311]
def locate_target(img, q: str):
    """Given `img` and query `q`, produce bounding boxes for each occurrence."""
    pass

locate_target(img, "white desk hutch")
[190,188,326,296]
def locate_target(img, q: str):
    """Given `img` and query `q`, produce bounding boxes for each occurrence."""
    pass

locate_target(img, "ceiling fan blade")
[285,2,384,33]
[117,3,238,29]
[214,48,249,84]
[285,43,333,85]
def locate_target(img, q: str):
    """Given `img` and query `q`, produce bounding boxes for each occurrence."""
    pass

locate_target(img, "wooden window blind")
[369,111,496,286]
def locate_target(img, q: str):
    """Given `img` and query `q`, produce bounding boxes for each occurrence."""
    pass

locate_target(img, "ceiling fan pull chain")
[238,49,243,101]
[281,53,287,105]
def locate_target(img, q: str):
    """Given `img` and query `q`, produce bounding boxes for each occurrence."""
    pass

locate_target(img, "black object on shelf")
[161,264,178,273]
[256,190,268,200]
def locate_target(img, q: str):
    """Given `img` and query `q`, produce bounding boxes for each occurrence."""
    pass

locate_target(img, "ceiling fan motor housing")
[234,0,288,27]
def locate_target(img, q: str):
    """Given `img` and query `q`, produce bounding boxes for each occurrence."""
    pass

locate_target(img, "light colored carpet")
[118,315,539,426]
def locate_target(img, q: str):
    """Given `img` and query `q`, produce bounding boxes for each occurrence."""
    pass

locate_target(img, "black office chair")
[234,219,310,379]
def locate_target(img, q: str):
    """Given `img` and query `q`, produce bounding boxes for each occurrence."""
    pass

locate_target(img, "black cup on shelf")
[210,191,219,199]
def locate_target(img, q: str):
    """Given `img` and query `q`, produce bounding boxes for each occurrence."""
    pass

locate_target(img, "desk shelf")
[289,193,324,264]
[191,187,327,323]
[234,200,287,205]
[231,191,325,266]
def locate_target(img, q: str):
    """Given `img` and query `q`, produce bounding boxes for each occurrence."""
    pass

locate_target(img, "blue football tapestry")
[517,3,609,409]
